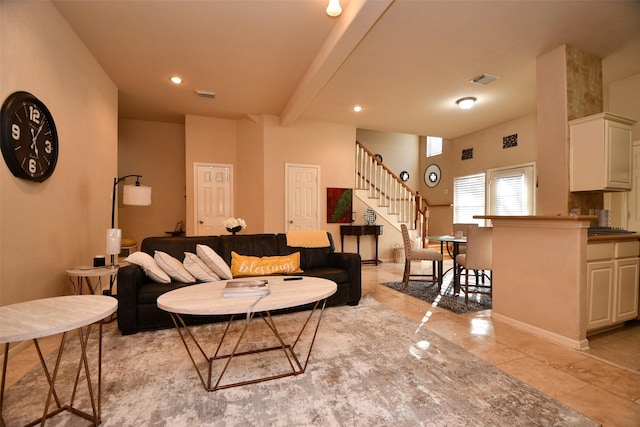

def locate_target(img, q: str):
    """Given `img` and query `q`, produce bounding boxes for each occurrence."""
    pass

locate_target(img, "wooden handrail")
[357,142,415,194]
[355,141,431,247]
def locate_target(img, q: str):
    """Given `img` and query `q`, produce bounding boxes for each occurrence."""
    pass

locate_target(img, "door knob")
[199,220,204,224]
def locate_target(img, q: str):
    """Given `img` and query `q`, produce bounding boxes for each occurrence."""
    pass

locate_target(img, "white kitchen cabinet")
[586,240,639,333]
[570,112,636,191]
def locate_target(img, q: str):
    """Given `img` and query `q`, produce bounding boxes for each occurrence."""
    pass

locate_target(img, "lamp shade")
[106,228,122,256]
[123,184,152,206]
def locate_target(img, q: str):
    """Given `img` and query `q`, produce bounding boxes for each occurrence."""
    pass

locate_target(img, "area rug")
[3,296,596,426]
[382,281,492,314]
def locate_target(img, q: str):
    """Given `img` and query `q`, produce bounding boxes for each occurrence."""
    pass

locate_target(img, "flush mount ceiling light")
[456,97,477,110]
[170,76,182,84]
[326,0,342,17]
[353,105,362,112]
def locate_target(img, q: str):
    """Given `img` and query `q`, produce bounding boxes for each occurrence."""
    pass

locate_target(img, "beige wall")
[360,114,538,238]
[536,45,570,216]
[356,130,420,190]
[607,73,640,138]
[262,115,356,236]
[166,114,356,239]
[1,2,117,305]
[184,115,237,235]
[118,119,186,245]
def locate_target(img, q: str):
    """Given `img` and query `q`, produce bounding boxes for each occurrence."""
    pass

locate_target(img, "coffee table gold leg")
[169,298,329,392]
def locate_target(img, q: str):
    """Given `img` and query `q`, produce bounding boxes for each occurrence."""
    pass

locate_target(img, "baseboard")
[492,313,590,351]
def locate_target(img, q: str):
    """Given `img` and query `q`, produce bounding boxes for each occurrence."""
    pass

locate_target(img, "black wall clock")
[1,91,59,182]
[424,164,441,188]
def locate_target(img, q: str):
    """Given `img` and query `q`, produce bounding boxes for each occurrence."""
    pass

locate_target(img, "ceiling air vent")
[470,73,499,85]
[195,90,216,99]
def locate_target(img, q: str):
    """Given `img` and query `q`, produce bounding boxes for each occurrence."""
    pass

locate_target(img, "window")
[426,136,442,157]
[453,173,485,225]
[487,163,536,216]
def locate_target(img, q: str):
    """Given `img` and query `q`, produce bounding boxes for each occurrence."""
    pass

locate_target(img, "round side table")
[66,266,119,295]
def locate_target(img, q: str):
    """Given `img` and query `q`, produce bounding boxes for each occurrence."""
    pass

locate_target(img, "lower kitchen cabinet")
[586,240,639,333]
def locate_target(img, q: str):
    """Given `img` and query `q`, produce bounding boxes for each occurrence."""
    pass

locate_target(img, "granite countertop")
[587,232,640,242]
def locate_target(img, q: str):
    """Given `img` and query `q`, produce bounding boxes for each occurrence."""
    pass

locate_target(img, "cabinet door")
[613,257,639,322]
[606,119,633,189]
[587,261,615,331]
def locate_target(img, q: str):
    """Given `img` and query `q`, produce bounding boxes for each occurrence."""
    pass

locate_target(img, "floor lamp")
[108,174,152,267]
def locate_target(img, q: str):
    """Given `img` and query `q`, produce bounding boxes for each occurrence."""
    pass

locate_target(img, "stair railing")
[355,141,430,247]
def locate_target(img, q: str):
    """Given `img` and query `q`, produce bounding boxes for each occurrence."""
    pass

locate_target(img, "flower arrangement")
[224,217,246,234]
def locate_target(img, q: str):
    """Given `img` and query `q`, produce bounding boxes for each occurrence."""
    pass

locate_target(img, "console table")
[340,225,383,265]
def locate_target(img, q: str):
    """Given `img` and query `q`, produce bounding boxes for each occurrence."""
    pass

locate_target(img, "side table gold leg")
[1,344,9,427]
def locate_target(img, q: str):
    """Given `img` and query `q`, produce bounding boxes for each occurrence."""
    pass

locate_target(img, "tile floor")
[3,260,640,426]
[364,260,640,427]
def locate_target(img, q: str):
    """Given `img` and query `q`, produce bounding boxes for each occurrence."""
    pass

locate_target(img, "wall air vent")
[470,73,499,85]
[195,90,216,99]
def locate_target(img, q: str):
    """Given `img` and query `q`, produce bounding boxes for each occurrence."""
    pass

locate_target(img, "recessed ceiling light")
[456,97,476,110]
[170,76,182,84]
[353,105,363,112]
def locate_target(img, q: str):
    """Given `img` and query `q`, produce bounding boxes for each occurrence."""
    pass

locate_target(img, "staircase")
[355,141,430,248]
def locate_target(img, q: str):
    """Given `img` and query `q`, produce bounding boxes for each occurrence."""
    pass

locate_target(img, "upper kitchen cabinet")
[570,113,636,192]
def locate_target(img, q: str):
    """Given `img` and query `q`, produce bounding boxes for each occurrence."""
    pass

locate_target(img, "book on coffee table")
[223,279,270,298]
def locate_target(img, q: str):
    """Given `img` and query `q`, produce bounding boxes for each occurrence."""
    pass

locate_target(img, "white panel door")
[286,164,319,230]
[195,163,233,236]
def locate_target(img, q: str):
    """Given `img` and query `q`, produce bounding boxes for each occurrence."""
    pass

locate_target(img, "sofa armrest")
[116,264,147,335]
[328,252,362,305]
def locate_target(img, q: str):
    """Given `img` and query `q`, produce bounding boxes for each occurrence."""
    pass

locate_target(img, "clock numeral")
[28,158,37,175]
[44,140,52,154]
[11,124,20,140]
[28,106,40,124]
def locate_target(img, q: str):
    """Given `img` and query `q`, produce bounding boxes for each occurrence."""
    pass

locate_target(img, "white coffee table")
[157,276,337,391]
[0,295,117,426]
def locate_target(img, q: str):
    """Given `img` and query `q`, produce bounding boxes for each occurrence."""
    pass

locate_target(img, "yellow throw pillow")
[231,252,303,278]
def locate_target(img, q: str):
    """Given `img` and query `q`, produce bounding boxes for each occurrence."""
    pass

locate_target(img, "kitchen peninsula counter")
[476,215,594,349]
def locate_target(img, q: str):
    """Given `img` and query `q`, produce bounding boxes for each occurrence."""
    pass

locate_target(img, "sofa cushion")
[219,234,280,264]
[183,252,220,282]
[196,244,233,279]
[154,251,196,283]
[125,251,171,283]
[276,234,332,269]
[230,251,303,277]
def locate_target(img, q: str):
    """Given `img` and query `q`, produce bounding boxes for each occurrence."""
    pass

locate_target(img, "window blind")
[453,173,485,224]
[494,173,525,215]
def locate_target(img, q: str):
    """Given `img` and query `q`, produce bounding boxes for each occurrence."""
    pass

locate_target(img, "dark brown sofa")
[116,232,361,335]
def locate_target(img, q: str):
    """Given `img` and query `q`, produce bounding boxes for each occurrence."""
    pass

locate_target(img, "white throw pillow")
[154,251,196,283]
[183,252,220,282]
[196,244,232,280]
[125,251,171,284]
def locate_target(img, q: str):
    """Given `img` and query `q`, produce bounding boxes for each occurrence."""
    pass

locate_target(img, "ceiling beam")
[279,0,394,127]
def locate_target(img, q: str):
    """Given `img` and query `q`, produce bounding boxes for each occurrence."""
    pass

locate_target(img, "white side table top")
[0,295,117,344]
[157,276,337,316]
[66,266,119,278]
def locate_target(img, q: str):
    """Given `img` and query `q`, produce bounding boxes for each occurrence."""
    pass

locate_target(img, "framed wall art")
[327,188,353,223]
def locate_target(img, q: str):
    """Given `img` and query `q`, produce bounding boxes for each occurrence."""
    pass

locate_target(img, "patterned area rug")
[382,281,492,314]
[3,296,596,426]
